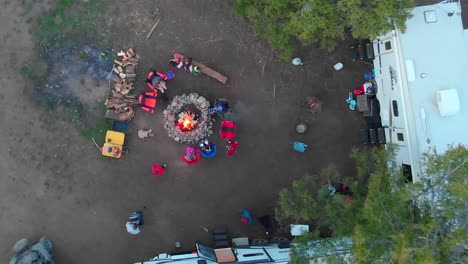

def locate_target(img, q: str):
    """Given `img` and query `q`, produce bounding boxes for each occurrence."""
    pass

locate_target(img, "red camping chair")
[146,70,175,91]
[138,91,158,113]
[220,119,237,140]
[151,164,166,177]
[182,147,201,165]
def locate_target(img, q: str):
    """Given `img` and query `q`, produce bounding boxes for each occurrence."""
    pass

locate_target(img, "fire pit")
[163,93,213,143]
[177,110,198,131]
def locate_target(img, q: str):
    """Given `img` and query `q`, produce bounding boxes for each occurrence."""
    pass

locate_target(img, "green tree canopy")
[276,145,467,263]
[234,0,415,58]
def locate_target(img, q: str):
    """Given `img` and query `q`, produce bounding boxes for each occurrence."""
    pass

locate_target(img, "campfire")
[164,93,212,143]
[177,110,197,131]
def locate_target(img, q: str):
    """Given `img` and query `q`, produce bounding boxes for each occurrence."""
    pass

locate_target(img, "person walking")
[240,208,253,224]
[126,221,140,235]
[126,211,144,235]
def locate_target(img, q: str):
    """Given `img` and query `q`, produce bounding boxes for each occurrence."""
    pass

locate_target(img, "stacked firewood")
[105,48,140,121]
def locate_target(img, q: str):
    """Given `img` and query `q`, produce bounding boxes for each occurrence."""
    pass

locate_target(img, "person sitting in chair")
[178,57,193,72]
[146,70,168,93]
[169,54,182,67]
[151,77,167,93]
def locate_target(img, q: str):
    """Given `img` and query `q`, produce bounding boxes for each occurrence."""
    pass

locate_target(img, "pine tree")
[234,0,415,57]
[276,145,467,263]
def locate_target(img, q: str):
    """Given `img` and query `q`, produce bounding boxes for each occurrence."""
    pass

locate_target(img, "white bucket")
[334,62,344,71]
[292,58,303,66]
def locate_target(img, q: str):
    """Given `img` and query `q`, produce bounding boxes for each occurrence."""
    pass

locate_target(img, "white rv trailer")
[372,1,468,182]
[132,237,352,264]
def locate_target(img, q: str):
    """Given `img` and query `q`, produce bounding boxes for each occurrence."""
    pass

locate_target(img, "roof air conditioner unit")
[436,89,460,116]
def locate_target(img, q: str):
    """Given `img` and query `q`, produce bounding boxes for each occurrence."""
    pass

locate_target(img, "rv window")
[402,164,413,183]
[243,253,264,257]
[385,41,392,50]
[196,243,217,262]
[397,133,404,141]
[392,100,399,116]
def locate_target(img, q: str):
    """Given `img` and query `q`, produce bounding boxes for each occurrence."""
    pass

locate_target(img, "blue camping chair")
[208,101,228,115]
[164,71,175,80]
[200,143,217,158]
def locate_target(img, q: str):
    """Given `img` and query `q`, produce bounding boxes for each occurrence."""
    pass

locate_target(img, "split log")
[122,98,139,104]
[112,103,128,109]
[123,61,136,67]
[126,65,135,74]
[105,108,134,121]
[112,91,123,98]
[114,83,122,92]
[115,107,129,113]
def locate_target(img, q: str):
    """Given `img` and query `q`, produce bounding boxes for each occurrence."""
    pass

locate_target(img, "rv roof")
[397,2,467,167]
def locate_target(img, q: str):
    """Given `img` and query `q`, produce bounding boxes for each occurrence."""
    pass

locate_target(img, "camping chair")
[138,92,158,113]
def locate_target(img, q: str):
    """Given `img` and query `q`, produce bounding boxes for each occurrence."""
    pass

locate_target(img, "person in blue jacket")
[240,208,253,224]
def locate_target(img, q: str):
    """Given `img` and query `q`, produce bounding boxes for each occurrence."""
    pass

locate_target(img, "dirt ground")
[0,0,380,263]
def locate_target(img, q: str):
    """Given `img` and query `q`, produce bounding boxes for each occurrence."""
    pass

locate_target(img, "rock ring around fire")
[163,93,213,144]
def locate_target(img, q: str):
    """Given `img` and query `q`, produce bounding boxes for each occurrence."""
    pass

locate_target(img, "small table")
[105,130,125,146]
[290,224,310,236]
[101,143,123,158]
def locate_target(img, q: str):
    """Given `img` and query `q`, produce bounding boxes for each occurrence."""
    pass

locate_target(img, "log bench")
[174,53,228,84]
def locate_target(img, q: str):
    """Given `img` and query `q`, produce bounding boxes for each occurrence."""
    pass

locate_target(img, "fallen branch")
[146,17,161,39]
[273,83,276,98]
[204,38,224,43]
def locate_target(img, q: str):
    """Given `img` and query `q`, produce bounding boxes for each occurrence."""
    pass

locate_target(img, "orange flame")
[183,117,192,129]
[180,115,195,130]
